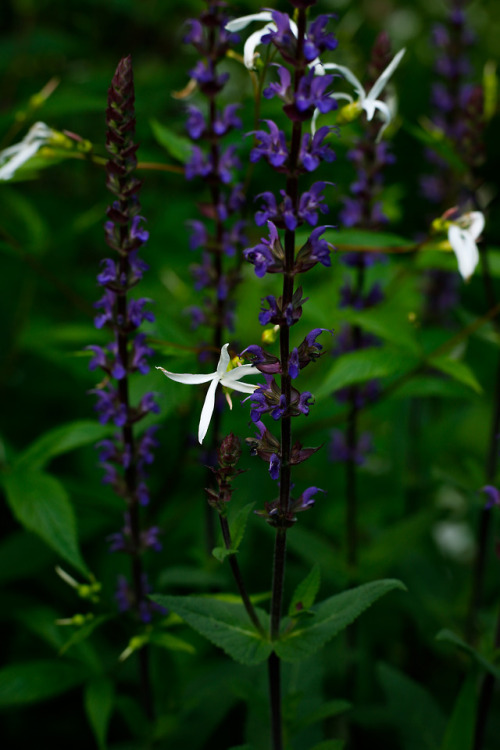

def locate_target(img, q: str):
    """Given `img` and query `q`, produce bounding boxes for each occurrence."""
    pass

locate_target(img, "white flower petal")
[0,122,55,181]
[448,224,479,280]
[155,366,215,385]
[243,26,274,69]
[223,380,259,395]
[216,343,231,376]
[321,63,365,101]
[368,48,405,103]
[198,377,219,444]
[225,11,273,33]
[221,363,261,384]
[466,211,485,241]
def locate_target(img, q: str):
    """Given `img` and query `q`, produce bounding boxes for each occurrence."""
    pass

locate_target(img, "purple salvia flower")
[250,120,289,168]
[299,126,335,172]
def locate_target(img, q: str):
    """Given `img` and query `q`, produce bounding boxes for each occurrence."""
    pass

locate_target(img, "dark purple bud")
[269,453,281,480]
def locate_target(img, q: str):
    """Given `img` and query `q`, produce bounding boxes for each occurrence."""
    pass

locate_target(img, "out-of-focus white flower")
[312,48,406,140]
[0,122,56,181]
[447,211,484,281]
[226,12,298,70]
[156,344,260,444]
[432,520,475,562]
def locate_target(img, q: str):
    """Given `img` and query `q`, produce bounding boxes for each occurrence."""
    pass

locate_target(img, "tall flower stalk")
[235,4,337,747]
[87,55,160,719]
[183,0,248,551]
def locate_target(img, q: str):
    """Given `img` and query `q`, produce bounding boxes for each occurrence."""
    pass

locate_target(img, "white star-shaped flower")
[312,48,405,140]
[225,11,299,70]
[156,344,260,444]
[0,122,56,181]
[447,211,484,280]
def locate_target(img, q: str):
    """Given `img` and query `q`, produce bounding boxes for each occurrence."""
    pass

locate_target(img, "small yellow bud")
[336,101,363,125]
[262,326,279,344]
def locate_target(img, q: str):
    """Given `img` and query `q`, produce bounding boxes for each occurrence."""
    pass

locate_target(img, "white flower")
[0,122,56,181]
[312,48,406,140]
[156,344,260,444]
[447,211,484,281]
[226,12,299,70]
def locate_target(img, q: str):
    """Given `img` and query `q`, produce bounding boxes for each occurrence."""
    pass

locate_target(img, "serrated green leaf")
[150,118,192,163]
[428,356,482,394]
[378,662,446,750]
[212,546,237,562]
[317,347,417,399]
[288,564,321,617]
[3,470,87,575]
[230,502,255,551]
[440,675,478,750]
[275,580,405,663]
[436,629,500,679]
[16,420,111,471]
[149,632,196,655]
[150,595,271,666]
[84,678,114,750]
[0,659,88,707]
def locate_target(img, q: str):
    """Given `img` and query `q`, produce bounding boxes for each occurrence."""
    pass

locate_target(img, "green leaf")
[59,616,112,656]
[84,678,114,750]
[436,629,500,680]
[391,376,473,400]
[427,356,482,394]
[440,675,478,750]
[150,595,271,666]
[149,632,196,655]
[328,228,415,249]
[309,741,345,750]
[230,502,255,551]
[150,118,192,163]
[339,305,420,354]
[288,564,321,617]
[212,546,237,562]
[0,659,88,707]
[378,662,446,750]
[15,420,111,471]
[3,469,87,575]
[275,580,405,663]
[292,700,350,732]
[402,120,467,173]
[317,348,417,400]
